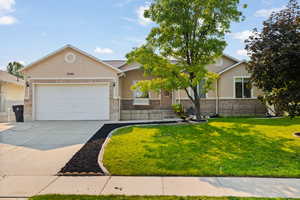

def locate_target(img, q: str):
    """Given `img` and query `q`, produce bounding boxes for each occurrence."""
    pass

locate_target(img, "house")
[0,70,25,122]
[20,45,266,121]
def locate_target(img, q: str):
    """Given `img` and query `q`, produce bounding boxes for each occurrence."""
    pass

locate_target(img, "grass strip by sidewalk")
[30,195,299,200]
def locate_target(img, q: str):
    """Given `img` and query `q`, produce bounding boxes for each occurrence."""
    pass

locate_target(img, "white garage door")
[35,84,110,120]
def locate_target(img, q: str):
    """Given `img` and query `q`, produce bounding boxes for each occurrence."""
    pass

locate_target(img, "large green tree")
[245,0,300,117]
[7,61,24,78]
[127,0,245,120]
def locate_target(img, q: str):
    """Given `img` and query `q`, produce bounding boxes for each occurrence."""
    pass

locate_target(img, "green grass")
[103,117,300,177]
[30,195,300,200]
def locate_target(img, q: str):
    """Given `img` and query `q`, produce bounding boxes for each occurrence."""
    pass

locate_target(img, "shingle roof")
[103,60,127,68]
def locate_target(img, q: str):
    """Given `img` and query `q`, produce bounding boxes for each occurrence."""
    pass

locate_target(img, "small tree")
[245,0,300,117]
[7,62,24,78]
[127,0,245,120]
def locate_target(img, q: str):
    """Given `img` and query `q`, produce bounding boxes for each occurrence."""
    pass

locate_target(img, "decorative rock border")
[58,120,178,176]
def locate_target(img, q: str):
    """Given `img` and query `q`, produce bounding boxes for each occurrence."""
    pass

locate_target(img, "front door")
[161,90,173,109]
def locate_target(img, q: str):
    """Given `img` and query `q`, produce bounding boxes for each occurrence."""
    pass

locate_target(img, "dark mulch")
[58,121,177,176]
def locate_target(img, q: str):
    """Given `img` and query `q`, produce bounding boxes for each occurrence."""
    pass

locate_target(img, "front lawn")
[30,195,299,200]
[103,117,300,177]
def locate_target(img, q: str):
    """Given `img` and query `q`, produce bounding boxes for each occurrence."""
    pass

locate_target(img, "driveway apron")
[0,121,103,176]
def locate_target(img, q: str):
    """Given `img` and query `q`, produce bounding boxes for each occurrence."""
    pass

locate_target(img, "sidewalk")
[0,176,299,199]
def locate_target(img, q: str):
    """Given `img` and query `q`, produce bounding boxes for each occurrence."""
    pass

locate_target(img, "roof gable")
[119,54,241,73]
[218,61,247,74]
[21,45,122,73]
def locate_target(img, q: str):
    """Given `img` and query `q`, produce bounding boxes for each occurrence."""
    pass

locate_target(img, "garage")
[34,84,110,120]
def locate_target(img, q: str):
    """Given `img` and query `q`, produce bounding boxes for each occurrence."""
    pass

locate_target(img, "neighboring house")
[20,45,266,121]
[0,70,25,122]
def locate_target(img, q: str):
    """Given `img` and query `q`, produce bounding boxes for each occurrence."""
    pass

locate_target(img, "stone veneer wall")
[179,99,267,116]
[121,110,177,120]
[120,99,176,120]
[120,98,266,120]
[121,99,165,110]
[24,79,119,121]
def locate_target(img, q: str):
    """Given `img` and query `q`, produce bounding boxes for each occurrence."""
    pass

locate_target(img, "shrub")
[172,104,188,120]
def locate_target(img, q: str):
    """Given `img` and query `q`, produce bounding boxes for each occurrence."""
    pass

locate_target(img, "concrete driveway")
[0,121,103,176]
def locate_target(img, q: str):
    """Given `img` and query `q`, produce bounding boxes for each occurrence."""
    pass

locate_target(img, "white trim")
[32,82,110,120]
[32,82,110,85]
[218,62,245,75]
[171,90,176,104]
[120,54,241,73]
[28,77,117,80]
[122,66,141,73]
[223,53,242,63]
[25,85,30,100]
[176,97,258,100]
[133,98,150,105]
[215,80,219,114]
[215,58,224,67]
[233,76,255,99]
[32,83,36,120]
[20,44,123,73]
[120,98,160,100]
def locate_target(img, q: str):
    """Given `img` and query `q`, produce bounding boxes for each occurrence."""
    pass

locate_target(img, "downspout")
[215,80,219,115]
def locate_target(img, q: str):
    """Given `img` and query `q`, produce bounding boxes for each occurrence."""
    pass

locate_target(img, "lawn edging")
[99,120,181,176]
[98,125,123,175]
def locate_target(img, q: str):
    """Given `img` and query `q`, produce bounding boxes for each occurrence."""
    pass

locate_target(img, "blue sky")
[0,0,290,69]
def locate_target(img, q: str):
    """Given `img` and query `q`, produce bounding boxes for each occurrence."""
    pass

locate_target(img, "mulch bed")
[58,121,177,176]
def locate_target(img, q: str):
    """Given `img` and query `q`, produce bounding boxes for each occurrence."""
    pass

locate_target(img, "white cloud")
[231,30,253,42]
[126,37,145,46]
[0,15,16,25]
[137,5,152,26]
[254,6,285,18]
[94,47,114,54]
[0,0,15,14]
[121,17,136,23]
[262,0,273,6]
[236,49,248,57]
[0,0,17,25]
[115,0,137,7]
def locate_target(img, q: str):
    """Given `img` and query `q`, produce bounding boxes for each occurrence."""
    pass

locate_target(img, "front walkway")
[0,176,299,198]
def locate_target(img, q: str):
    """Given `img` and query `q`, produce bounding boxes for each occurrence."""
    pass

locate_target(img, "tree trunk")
[192,86,202,120]
[193,98,202,120]
[184,86,202,121]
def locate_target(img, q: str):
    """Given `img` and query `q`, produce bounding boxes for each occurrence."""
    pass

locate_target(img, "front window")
[133,81,149,98]
[197,80,207,98]
[235,77,252,98]
[188,80,207,99]
[133,81,149,105]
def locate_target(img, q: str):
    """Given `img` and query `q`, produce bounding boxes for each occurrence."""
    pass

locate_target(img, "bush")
[172,104,188,120]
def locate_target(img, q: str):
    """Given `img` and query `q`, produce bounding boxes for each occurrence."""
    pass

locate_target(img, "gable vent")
[65,52,76,63]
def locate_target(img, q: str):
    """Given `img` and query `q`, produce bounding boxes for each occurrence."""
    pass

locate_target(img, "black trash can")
[12,105,24,122]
